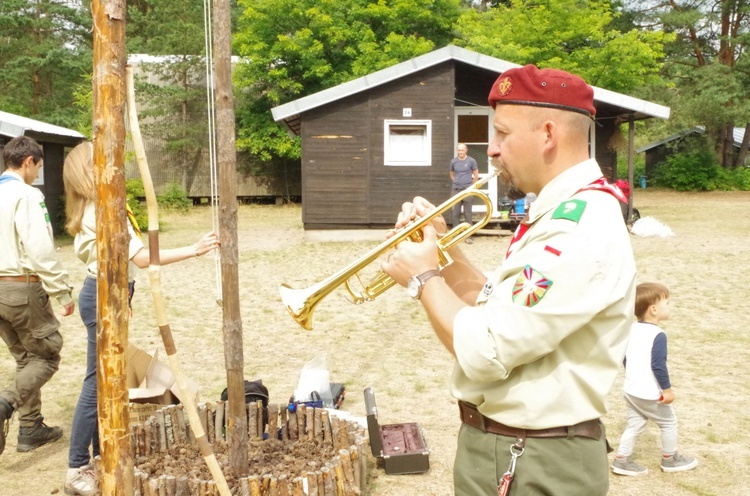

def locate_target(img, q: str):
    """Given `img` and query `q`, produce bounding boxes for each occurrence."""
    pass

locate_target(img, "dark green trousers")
[454,422,609,496]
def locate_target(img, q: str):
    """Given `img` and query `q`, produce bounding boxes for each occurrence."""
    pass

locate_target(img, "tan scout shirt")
[74,202,144,279]
[451,159,636,429]
[0,170,73,305]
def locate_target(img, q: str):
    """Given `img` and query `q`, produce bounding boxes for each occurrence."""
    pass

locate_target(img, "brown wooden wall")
[301,64,457,229]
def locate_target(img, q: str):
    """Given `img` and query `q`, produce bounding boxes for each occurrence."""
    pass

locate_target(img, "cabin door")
[454,107,496,217]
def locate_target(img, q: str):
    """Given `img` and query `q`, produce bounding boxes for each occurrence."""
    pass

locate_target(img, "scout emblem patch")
[512,265,552,307]
[551,199,586,223]
[496,76,512,96]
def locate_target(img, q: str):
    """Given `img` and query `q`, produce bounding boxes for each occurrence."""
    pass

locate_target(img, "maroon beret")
[488,65,596,117]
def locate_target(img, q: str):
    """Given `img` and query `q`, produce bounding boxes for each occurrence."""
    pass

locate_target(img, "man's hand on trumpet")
[386,196,448,236]
[380,222,441,288]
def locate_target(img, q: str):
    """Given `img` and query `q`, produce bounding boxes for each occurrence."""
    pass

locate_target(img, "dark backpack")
[220,379,269,425]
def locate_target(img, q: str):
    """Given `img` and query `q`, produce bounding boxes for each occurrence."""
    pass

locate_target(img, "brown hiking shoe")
[17,417,63,452]
[0,398,12,455]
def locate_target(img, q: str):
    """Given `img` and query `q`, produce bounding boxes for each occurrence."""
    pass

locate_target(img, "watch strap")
[415,269,442,299]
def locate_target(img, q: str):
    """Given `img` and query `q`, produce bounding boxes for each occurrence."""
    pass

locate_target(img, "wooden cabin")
[0,111,85,235]
[272,45,670,233]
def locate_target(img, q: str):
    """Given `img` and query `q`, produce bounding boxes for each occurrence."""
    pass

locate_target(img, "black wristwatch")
[407,269,442,300]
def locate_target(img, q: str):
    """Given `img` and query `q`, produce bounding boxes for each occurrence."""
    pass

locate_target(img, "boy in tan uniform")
[0,135,75,455]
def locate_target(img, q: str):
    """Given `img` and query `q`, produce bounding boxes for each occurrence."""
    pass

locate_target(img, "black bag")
[220,379,269,425]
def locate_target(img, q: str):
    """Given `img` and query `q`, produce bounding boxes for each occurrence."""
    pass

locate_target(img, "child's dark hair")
[634,282,670,320]
[2,136,43,168]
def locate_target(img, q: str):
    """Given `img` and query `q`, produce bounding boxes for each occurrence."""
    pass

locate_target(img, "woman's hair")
[63,141,95,236]
[634,282,670,320]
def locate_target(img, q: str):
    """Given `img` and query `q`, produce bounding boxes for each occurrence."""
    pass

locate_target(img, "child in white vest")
[612,282,698,476]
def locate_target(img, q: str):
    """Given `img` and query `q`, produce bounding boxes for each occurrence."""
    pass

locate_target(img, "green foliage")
[651,139,750,192]
[623,0,750,167]
[126,179,150,229]
[453,0,672,93]
[233,0,462,166]
[157,182,191,211]
[0,0,93,130]
[616,154,645,182]
[652,145,718,191]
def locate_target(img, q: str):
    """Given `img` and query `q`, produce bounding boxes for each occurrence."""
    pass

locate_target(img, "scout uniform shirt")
[451,159,636,429]
[74,202,144,280]
[0,170,73,305]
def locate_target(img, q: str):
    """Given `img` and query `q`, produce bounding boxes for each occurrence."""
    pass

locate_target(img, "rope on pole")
[126,65,232,496]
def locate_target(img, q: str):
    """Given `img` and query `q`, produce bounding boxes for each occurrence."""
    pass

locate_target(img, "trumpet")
[280,168,500,330]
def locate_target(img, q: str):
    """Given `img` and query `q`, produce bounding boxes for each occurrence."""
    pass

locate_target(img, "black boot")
[0,398,13,456]
[16,416,62,452]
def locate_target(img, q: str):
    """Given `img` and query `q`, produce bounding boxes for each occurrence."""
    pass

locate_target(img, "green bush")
[652,144,750,191]
[652,145,718,191]
[157,181,191,211]
[126,178,149,230]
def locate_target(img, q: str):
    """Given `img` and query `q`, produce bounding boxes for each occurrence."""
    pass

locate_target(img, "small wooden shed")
[272,45,670,232]
[0,110,85,235]
[638,126,750,177]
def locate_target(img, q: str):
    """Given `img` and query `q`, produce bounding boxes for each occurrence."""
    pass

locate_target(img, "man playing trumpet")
[381,65,636,496]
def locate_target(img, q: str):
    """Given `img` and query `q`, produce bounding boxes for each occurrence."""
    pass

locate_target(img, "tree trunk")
[92,1,132,495]
[722,123,735,168]
[213,0,248,476]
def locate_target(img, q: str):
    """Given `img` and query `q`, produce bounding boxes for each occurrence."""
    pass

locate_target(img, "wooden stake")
[333,459,346,496]
[176,476,190,496]
[156,410,167,452]
[297,404,306,440]
[306,406,315,441]
[268,403,279,440]
[215,402,225,443]
[288,410,298,441]
[314,408,323,442]
[280,406,289,441]
[321,466,335,496]
[291,477,305,496]
[248,475,262,496]
[306,472,319,496]
[248,402,258,439]
[321,410,333,447]
[240,477,251,496]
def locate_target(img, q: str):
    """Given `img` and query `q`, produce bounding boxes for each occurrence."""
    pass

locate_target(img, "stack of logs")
[113,401,372,496]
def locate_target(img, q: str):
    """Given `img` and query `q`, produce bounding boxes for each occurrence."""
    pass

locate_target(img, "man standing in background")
[449,143,479,243]
[0,135,75,456]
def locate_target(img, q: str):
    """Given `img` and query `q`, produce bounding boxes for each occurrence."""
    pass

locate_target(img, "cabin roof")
[637,126,747,153]
[0,110,84,145]
[271,45,670,134]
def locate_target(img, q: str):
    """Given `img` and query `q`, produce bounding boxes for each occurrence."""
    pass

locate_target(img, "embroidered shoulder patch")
[551,199,587,223]
[512,265,553,307]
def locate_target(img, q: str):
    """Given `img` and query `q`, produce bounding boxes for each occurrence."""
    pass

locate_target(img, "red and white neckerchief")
[504,177,627,260]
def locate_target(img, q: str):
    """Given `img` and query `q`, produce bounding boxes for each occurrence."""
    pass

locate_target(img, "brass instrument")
[280,168,500,330]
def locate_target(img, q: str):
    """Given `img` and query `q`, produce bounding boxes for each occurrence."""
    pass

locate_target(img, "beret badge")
[496,77,512,97]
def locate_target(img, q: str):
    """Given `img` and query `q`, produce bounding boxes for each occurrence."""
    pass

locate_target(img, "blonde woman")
[62,141,219,496]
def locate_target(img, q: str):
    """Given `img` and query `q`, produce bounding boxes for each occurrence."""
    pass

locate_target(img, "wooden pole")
[627,114,635,223]
[212,0,248,476]
[126,66,232,496]
[91,1,131,495]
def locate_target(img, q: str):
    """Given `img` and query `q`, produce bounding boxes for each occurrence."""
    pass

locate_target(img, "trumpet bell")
[279,283,315,330]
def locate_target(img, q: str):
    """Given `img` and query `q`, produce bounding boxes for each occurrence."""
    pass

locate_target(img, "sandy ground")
[1,188,749,495]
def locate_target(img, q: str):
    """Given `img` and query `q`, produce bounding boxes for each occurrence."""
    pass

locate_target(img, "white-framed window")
[383,119,432,166]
